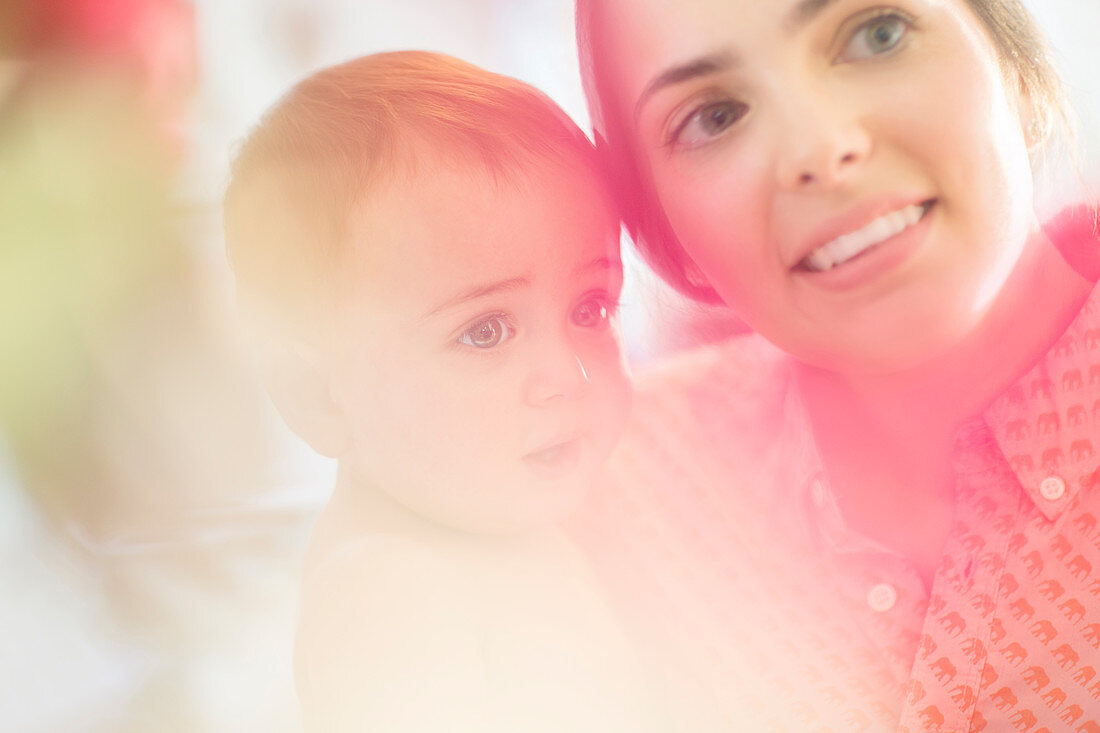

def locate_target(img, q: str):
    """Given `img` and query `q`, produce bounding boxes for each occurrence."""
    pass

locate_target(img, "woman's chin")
[787,324,976,380]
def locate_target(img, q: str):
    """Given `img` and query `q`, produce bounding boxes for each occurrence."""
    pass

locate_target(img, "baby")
[223,51,662,731]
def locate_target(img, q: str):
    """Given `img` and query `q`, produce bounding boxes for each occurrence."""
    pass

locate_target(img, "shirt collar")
[791,204,1100,529]
[983,205,1100,520]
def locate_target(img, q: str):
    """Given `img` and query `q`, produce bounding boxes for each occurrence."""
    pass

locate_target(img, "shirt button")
[867,583,898,613]
[1039,475,1067,501]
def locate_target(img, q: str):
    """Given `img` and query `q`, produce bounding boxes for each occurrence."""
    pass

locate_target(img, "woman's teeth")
[802,203,927,272]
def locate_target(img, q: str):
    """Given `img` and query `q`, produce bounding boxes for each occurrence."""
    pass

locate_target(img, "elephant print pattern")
[898,209,1100,731]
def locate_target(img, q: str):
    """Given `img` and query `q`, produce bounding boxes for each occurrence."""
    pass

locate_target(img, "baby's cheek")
[587,334,628,381]
[608,380,633,446]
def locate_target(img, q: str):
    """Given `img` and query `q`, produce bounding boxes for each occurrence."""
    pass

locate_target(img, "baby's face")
[326,158,631,533]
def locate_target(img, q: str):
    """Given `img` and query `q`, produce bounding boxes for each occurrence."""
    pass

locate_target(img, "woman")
[572,0,1100,730]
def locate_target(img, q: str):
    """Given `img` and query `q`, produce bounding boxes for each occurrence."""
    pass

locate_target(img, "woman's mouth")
[797,200,936,273]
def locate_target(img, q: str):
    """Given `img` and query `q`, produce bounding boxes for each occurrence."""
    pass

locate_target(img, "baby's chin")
[430,484,593,537]
[405,472,596,537]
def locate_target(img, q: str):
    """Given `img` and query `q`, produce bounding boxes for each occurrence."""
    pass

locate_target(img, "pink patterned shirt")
[573,207,1100,732]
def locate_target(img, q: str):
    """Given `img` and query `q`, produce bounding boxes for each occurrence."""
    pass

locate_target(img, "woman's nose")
[774,90,872,190]
[523,341,591,407]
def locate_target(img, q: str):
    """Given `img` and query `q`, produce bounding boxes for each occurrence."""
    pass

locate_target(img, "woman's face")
[598,0,1039,374]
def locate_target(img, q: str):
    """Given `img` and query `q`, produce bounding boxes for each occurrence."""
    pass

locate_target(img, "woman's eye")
[670,99,748,148]
[457,314,515,349]
[840,12,911,61]
[571,296,617,330]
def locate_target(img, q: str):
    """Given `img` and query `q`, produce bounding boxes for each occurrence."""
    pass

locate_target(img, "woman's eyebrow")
[785,0,843,31]
[633,0,844,121]
[633,52,736,121]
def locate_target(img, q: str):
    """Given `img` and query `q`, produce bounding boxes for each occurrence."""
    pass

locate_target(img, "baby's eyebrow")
[423,276,531,318]
[577,256,623,276]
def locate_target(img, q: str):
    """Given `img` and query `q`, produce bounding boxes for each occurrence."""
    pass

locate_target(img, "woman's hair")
[576,0,1072,303]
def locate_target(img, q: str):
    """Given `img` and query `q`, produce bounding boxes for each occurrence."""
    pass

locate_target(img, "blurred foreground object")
[0,1,307,730]
[0,0,236,534]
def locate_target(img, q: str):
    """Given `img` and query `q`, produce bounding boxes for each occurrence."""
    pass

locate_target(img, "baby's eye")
[458,314,515,349]
[839,11,911,62]
[571,295,617,330]
[670,99,748,149]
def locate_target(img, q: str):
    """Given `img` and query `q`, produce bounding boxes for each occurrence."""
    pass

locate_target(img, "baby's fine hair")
[224,51,602,330]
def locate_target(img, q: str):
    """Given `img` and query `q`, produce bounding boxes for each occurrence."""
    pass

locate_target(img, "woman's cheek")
[670,186,772,296]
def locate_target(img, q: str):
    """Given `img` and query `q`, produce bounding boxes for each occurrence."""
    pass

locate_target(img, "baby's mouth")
[523,438,578,465]
[796,199,936,273]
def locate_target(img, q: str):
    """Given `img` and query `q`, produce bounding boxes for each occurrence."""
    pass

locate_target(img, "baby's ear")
[261,339,350,459]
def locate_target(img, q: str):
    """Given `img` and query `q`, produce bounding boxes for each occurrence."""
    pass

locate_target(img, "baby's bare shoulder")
[295,533,496,730]
[301,532,491,622]
[295,532,667,732]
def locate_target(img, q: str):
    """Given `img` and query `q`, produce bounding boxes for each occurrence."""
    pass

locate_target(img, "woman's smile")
[789,197,937,291]
[795,199,932,273]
